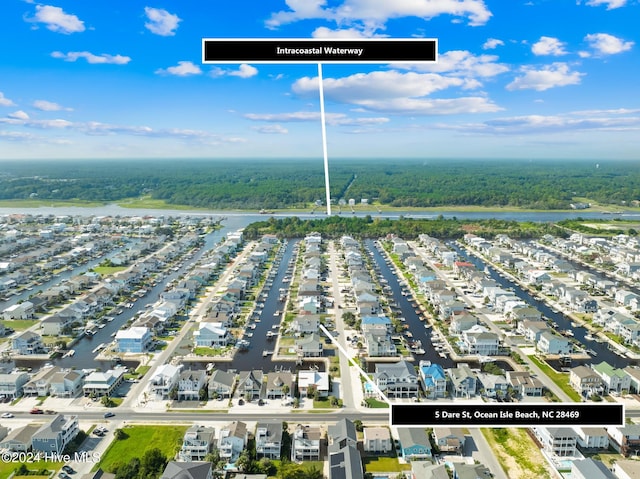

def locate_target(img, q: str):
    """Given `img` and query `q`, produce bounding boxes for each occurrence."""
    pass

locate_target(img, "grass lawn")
[363,456,411,473]
[136,365,151,376]
[93,266,128,275]
[482,428,552,479]
[0,199,105,208]
[118,196,209,210]
[529,355,581,402]
[329,354,340,377]
[313,397,334,408]
[0,461,62,479]
[364,398,390,408]
[193,346,227,356]
[96,425,188,473]
[0,319,39,331]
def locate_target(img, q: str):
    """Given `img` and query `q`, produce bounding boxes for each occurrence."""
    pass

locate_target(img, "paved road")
[122,241,255,409]
[327,240,358,410]
[467,428,508,479]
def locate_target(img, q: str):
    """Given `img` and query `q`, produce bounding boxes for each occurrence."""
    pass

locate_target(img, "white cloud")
[506,63,583,91]
[144,7,181,36]
[584,33,634,56]
[252,124,289,134]
[292,70,501,115]
[230,64,258,78]
[482,38,504,50]
[585,0,627,9]
[245,112,320,122]
[8,111,29,120]
[29,5,85,34]
[33,100,72,111]
[210,64,258,78]
[244,111,390,126]
[155,61,202,76]
[0,92,15,107]
[532,36,567,56]
[51,51,131,64]
[311,26,386,38]
[1,114,72,129]
[294,71,467,102]
[394,50,508,78]
[435,109,640,135]
[0,131,37,142]
[266,0,492,30]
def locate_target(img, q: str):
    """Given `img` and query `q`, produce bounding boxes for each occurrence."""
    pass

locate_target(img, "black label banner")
[202,39,437,64]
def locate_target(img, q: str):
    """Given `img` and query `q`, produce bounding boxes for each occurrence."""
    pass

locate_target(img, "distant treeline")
[243,215,564,240]
[0,158,638,210]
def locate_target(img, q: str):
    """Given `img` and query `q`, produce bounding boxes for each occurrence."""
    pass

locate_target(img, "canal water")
[0,239,143,310]
[15,218,231,372]
[364,239,457,369]
[451,243,633,369]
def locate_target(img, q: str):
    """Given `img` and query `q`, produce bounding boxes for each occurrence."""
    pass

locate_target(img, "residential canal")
[451,243,634,369]
[364,239,457,369]
[0,239,143,310]
[14,218,232,371]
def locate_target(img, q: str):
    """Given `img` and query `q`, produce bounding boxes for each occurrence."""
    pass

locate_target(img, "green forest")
[242,215,563,240]
[0,158,638,210]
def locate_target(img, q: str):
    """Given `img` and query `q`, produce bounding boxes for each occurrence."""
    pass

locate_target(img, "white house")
[537,331,572,355]
[297,370,330,398]
[149,364,181,399]
[2,301,34,320]
[194,322,230,348]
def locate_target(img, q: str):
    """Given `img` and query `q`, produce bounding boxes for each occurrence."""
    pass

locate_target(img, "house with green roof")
[592,361,631,393]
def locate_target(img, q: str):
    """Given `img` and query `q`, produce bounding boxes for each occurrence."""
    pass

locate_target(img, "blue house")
[397,427,431,461]
[419,360,447,399]
[115,326,153,353]
[361,316,392,332]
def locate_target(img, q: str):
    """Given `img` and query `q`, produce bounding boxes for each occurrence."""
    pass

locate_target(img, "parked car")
[62,466,75,474]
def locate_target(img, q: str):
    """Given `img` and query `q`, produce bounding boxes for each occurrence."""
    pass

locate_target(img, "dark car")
[62,466,75,474]
[103,412,115,418]
[58,473,70,479]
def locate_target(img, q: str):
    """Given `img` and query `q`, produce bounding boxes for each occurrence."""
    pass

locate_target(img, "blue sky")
[0,0,638,160]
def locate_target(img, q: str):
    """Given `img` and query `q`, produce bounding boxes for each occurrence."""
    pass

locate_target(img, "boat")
[63,349,75,358]
[587,349,598,356]
[236,339,250,350]
[92,343,106,354]
[266,331,276,339]
[585,333,594,341]
[570,321,578,327]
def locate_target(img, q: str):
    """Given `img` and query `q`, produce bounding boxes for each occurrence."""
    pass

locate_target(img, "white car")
[0,412,14,418]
